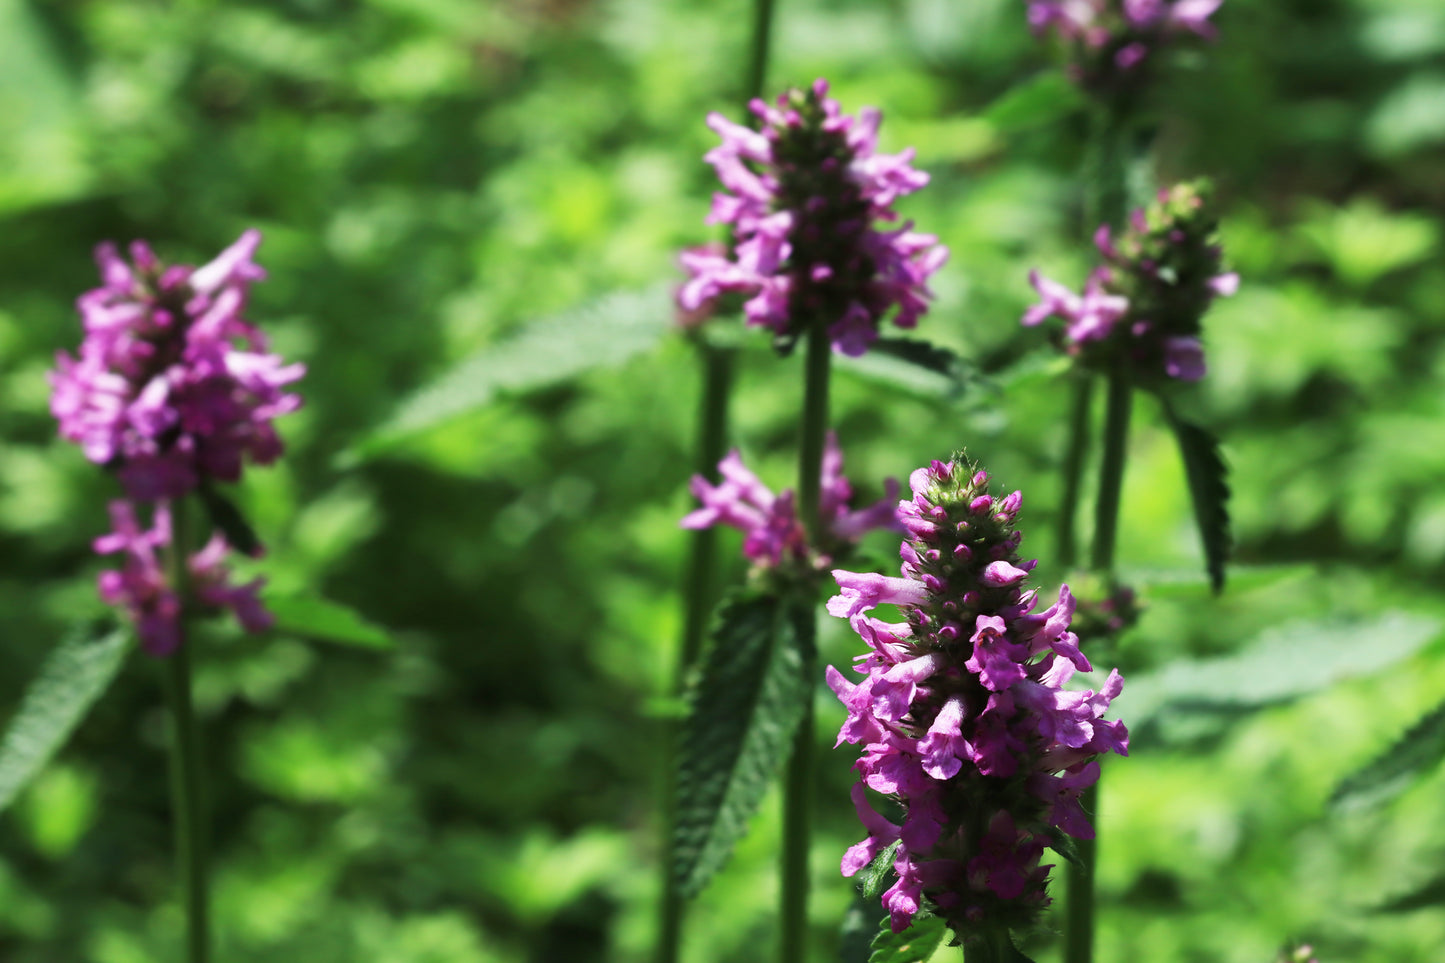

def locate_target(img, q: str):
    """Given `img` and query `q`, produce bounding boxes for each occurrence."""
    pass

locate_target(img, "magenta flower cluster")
[682,432,900,569]
[1024,181,1237,382]
[51,232,302,655]
[51,230,304,501]
[677,79,948,356]
[825,459,1127,937]
[1028,0,1223,84]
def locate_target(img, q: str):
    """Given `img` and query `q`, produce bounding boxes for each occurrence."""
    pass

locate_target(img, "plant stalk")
[1054,373,1093,568]
[161,497,210,963]
[780,322,831,963]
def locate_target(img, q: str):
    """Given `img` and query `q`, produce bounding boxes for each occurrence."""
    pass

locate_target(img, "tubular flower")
[50,230,305,501]
[676,79,948,357]
[825,458,1128,940]
[94,501,272,656]
[681,432,901,569]
[1023,180,1237,383]
[1026,0,1224,93]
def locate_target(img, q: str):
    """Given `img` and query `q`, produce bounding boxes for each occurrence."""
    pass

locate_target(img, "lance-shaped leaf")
[1372,873,1445,913]
[673,588,813,897]
[265,594,393,650]
[982,71,1086,135]
[0,622,130,813]
[346,285,673,462]
[868,912,948,963]
[859,839,903,900]
[1332,696,1445,813]
[1161,399,1230,593]
[197,482,262,557]
[839,338,977,400]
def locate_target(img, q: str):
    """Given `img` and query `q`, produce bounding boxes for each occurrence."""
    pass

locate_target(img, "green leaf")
[672,589,813,898]
[1128,563,1312,601]
[840,338,976,400]
[1127,612,1443,730]
[1331,696,1445,812]
[198,483,263,557]
[1044,825,1083,869]
[1372,873,1445,913]
[982,71,1086,134]
[1161,400,1230,593]
[859,839,902,900]
[868,912,948,963]
[0,623,130,814]
[347,285,673,461]
[265,594,394,650]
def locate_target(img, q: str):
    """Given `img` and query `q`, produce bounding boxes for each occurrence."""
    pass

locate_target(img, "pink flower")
[678,80,947,355]
[682,432,900,568]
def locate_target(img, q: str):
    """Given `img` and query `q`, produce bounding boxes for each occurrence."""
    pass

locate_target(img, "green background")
[1,0,1443,959]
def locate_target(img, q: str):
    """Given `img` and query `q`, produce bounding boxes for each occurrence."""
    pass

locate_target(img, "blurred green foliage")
[1,0,1444,960]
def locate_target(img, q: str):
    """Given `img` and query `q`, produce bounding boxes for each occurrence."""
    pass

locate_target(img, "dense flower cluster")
[677,79,947,356]
[94,501,272,656]
[52,231,301,653]
[50,230,304,501]
[1023,181,1237,383]
[681,432,900,569]
[825,458,1127,939]
[1027,0,1224,91]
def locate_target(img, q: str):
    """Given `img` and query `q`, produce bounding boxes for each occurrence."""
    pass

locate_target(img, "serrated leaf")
[1127,612,1443,730]
[982,71,1086,134]
[859,839,902,900]
[0,623,130,813]
[1331,696,1445,812]
[673,589,813,897]
[868,912,948,963]
[265,594,393,650]
[1162,400,1230,593]
[198,483,262,557]
[348,285,673,461]
[1372,872,1445,913]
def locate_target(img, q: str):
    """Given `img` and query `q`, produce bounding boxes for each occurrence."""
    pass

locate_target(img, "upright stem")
[1064,370,1131,963]
[1054,374,1093,568]
[780,323,830,963]
[161,498,209,963]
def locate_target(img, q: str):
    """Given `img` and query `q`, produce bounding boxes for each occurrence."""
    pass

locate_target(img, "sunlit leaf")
[868,912,948,963]
[266,594,393,650]
[349,285,674,461]
[982,71,1085,134]
[673,588,813,898]
[0,623,129,813]
[1331,696,1445,812]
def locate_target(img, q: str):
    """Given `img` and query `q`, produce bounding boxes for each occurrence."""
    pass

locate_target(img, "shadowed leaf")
[198,483,262,557]
[0,623,129,813]
[859,839,902,900]
[1372,873,1445,913]
[1162,399,1230,593]
[673,589,813,897]
[1332,696,1445,812]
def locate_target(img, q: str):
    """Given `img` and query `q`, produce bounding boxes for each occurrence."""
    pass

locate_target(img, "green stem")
[780,323,831,963]
[161,498,209,963]
[743,0,777,106]
[1055,374,1093,569]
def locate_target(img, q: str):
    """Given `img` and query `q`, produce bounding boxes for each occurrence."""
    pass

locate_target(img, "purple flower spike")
[827,456,1127,939]
[678,81,947,355]
[682,432,901,570]
[1026,0,1225,92]
[50,230,305,501]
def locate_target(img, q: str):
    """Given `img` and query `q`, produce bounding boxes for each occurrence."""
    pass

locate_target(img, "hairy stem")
[161,498,209,963]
